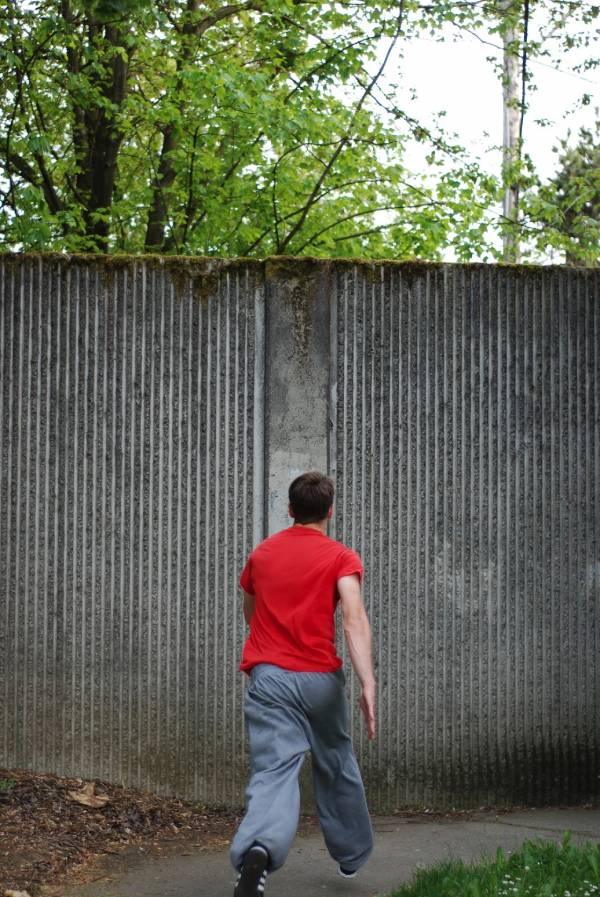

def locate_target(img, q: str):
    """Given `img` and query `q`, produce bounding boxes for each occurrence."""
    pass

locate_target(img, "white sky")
[398,30,599,182]
[367,12,600,261]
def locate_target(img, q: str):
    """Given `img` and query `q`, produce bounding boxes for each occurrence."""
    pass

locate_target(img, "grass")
[385,831,600,897]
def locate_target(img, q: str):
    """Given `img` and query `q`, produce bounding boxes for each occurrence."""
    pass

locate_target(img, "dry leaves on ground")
[0,767,243,897]
[66,783,110,809]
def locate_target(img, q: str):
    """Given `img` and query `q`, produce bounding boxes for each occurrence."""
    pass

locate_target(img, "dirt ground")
[0,766,531,897]
[0,767,248,896]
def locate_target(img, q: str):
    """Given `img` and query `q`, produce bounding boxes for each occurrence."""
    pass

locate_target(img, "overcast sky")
[399,27,599,181]
[371,11,600,261]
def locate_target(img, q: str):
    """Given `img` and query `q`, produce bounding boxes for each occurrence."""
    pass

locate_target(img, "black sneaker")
[234,844,269,897]
[337,864,357,878]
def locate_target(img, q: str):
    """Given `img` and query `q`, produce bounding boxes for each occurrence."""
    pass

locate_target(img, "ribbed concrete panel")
[2,254,599,813]
[0,255,264,804]
[331,263,600,811]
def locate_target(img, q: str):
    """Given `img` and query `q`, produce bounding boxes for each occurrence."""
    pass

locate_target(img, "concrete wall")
[329,262,600,810]
[0,254,264,806]
[1,252,599,811]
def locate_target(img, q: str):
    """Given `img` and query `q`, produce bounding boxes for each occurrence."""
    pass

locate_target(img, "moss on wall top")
[0,252,266,305]
[0,251,597,308]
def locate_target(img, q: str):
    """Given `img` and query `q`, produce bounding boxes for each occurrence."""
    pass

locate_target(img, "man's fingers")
[368,709,376,740]
[359,694,376,740]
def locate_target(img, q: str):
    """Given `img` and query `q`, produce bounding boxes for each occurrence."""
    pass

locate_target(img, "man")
[230,470,376,897]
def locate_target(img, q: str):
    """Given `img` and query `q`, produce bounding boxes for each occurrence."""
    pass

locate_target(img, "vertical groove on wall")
[334,262,600,811]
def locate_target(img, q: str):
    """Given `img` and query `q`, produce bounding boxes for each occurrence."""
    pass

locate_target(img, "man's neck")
[293,520,328,535]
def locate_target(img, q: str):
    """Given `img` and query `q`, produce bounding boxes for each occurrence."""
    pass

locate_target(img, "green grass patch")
[385,831,600,897]
[0,777,17,793]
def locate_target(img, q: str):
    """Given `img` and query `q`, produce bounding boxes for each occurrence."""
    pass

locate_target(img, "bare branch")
[182,1,263,42]
[519,0,530,145]
[294,203,417,252]
[2,144,66,222]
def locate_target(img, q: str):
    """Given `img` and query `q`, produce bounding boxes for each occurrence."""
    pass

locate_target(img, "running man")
[230,470,376,897]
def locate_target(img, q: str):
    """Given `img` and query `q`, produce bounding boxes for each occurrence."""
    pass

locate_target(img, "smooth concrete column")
[263,258,333,812]
[264,258,332,535]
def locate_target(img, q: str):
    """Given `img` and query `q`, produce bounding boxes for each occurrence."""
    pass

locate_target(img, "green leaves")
[78,0,152,21]
[0,46,22,68]
[0,0,596,262]
[522,117,600,265]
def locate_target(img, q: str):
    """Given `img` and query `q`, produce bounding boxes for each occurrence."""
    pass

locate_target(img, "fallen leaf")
[66,782,110,809]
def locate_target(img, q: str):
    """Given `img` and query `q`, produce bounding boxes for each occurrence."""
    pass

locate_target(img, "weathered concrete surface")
[329,262,600,810]
[264,258,332,535]
[41,807,600,897]
[1,253,599,812]
[0,254,265,807]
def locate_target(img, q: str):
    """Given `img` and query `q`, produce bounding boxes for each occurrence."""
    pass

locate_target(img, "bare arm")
[337,574,376,740]
[242,589,255,625]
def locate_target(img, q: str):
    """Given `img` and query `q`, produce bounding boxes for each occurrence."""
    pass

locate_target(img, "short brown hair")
[288,471,334,524]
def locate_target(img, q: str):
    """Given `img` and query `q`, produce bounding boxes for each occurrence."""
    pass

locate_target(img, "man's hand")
[359,681,376,741]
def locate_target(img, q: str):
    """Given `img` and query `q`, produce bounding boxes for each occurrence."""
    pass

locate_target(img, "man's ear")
[288,503,295,518]
[327,505,333,518]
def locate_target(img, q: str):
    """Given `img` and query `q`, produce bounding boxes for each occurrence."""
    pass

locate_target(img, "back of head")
[288,471,334,524]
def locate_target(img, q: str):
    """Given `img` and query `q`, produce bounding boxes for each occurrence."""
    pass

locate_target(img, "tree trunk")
[145,126,179,250]
[82,22,132,251]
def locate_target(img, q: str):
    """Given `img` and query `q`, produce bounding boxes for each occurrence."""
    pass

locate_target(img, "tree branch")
[519,0,530,145]
[277,0,406,252]
[60,0,91,204]
[294,204,416,252]
[2,144,66,221]
[183,1,264,41]
[146,0,269,249]
[183,25,374,242]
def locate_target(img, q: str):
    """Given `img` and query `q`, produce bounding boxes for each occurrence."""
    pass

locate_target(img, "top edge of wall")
[0,251,265,272]
[0,251,599,276]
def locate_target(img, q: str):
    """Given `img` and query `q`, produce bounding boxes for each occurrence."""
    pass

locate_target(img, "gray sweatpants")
[229,663,374,874]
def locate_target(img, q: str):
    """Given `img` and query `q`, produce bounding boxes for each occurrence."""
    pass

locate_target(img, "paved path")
[42,808,600,897]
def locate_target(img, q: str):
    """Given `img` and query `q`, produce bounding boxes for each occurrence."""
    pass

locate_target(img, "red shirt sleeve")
[336,547,363,584]
[239,556,254,594]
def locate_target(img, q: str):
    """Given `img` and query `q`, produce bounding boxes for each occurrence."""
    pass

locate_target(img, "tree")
[497,0,525,262]
[0,0,596,260]
[473,0,598,263]
[523,119,600,266]
[0,0,500,257]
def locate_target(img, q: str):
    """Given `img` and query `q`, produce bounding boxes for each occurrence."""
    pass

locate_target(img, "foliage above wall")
[0,0,597,263]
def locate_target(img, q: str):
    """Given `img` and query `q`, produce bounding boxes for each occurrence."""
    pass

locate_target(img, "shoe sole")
[234,846,269,897]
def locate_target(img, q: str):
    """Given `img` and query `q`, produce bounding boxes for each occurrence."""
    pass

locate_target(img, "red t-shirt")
[238,525,363,673]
